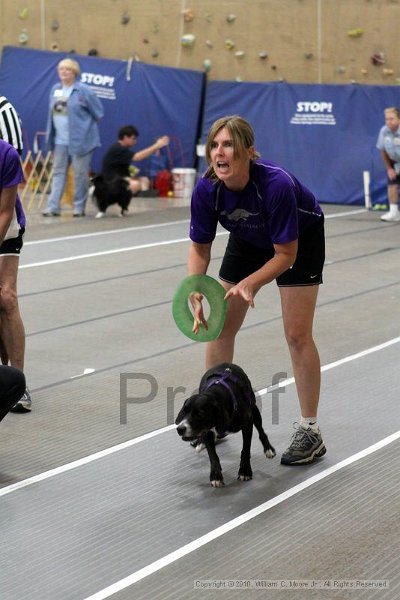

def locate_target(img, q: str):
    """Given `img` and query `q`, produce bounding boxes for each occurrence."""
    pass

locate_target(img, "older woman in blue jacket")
[43,58,104,217]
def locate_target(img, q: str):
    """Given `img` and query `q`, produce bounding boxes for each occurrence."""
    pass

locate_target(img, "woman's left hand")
[224,280,256,308]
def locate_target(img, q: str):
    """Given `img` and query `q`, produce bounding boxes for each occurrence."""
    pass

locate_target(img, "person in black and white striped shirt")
[0,95,23,156]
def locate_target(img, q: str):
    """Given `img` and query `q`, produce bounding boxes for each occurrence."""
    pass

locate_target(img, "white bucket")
[196,144,206,157]
[172,168,196,198]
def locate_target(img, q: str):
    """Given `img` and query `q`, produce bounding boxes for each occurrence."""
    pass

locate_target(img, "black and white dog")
[90,173,133,217]
[175,363,276,487]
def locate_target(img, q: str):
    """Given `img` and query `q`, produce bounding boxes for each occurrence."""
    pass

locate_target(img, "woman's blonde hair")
[204,115,260,179]
[57,58,80,77]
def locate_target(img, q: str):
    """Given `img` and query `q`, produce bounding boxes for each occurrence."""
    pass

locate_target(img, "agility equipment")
[172,274,227,342]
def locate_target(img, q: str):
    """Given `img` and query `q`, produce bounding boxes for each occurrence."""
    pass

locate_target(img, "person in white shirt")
[376,107,400,222]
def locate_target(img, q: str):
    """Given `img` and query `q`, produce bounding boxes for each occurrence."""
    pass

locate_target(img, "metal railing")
[19,132,54,209]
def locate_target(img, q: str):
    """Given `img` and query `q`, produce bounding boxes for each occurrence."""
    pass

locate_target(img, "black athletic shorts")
[219,216,325,287]
[0,228,25,256]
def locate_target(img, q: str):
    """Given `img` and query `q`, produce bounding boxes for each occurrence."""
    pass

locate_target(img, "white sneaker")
[10,388,32,413]
[381,211,400,222]
[95,211,105,219]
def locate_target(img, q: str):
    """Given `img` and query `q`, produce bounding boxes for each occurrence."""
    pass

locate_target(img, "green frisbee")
[172,274,227,342]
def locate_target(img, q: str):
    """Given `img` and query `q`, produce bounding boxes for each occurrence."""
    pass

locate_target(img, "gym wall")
[1,0,400,85]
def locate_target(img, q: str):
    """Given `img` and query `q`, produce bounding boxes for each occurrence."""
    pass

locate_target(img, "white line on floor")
[325,208,366,218]
[0,335,398,500]
[83,430,399,600]
[20,231,228,269]
[24,220,191,245]
[21,208,367,268]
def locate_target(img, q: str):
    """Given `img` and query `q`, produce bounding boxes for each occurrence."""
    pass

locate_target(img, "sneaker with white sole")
[95,211,105,219]
[381,211,400,222]
[281,423,326,465]
[10,387,32,413]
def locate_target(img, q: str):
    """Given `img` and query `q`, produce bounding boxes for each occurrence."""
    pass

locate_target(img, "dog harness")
[204,367,252,412]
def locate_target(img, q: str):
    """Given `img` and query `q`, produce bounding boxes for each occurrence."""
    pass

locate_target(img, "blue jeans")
[46,145,93,214]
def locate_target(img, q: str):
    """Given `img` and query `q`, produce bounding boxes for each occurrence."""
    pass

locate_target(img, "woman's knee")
[218,322,239,344]
[0,287,19,314]
[139,177,150,191]
[284,325,313,350]
[129,179,141,194]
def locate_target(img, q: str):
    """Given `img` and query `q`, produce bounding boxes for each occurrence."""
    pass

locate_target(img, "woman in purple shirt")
[188,115,326,466]
[0,139,30,412]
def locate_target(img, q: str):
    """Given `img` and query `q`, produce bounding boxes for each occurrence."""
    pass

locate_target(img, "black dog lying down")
[90,173,133,216]
[175,363,276,487]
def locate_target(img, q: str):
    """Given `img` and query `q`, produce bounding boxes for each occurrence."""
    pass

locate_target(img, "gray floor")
[0,194,399,600]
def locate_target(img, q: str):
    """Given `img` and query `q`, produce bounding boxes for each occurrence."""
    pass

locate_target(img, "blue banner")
[2,46,400,205]
[202,81,400,205]
[0,46,205,173]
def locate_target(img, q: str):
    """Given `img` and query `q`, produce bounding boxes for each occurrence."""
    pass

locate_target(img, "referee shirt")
[0,96,23,155]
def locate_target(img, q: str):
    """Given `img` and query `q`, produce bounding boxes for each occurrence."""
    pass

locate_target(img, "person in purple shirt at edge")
[0,139,30,412]
[187,115,326,466]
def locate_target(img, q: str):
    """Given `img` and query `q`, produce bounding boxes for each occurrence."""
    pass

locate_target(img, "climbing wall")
[321,0,400,83]
[1,0,400,84]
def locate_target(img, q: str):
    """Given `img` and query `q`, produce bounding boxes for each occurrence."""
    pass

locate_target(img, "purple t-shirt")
[190,159,323,251]
[0,139,26,232]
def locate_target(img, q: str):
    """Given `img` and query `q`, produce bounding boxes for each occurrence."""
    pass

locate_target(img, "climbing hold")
[18,29,29,45]
[205,39,213,48]
[304,52,313,60]
[347,28,364,38]
[234,50,245,59]
[121,11,130,25]
[224,39,235,50]
[371,52,385,65]
[51,19,59,31]
[19,8,29,19]
[153,23,160,33]
[271,64,277,70]
[235,76,243,82]
[88,48,98,56]
[203,58,212,72]
[142,38,149,44]
[50,42,60,52]
[259,51,268,60]
[360,68,368,75]
[182,8,194,22]
[226,13,236,23]
[181,34,196,48]
[336,65,346,74]
[383,68,394,76]
[151,48,159,58]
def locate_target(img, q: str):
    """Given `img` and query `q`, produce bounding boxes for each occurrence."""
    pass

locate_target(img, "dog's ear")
[174,396,192,424]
